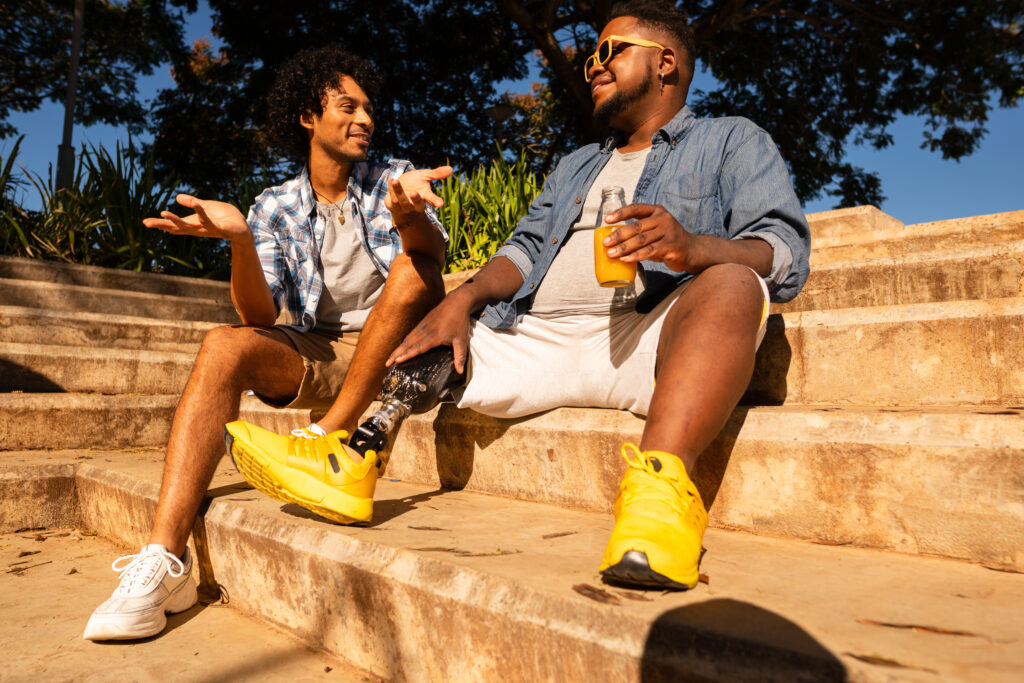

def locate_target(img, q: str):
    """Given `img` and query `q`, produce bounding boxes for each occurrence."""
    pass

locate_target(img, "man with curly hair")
[225,0,810,593]
[83,46,451,640]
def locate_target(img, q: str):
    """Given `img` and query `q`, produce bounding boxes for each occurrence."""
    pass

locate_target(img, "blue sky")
[4,3,1022,225]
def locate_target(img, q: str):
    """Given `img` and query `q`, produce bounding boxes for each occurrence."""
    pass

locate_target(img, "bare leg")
[315,252,445,434]
[641,264,766,473]
[148,326,305,556]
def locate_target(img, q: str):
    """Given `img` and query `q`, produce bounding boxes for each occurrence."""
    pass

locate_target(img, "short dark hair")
[609,1,696,79]
[265,46,382,160]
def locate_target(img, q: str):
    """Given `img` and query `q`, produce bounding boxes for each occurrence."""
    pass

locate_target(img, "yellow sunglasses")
[584,35,666,82]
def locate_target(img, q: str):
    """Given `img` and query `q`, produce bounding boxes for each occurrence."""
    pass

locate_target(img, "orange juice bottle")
[593,186,637,287]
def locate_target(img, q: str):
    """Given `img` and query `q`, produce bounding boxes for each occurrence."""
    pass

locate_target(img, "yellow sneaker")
[223,421,379,524]
[599,443,708,590]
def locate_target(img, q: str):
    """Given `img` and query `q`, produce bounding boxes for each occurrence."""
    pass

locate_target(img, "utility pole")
[57,0,84,192]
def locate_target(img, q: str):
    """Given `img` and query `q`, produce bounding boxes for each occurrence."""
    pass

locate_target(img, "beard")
[593,64,656,127]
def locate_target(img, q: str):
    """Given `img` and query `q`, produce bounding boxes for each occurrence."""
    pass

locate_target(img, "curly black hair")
[609,1,696,81]
[265,46,383,160]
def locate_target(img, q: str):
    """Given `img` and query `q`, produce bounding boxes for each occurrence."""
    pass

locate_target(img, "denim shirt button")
[575,197,581,204]
[529,283,534,289]
[551,238,557,244]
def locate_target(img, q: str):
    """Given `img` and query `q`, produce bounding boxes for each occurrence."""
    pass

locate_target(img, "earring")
[658,73,664,93]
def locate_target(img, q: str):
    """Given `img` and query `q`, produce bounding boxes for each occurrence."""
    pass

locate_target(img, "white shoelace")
[290,423,327,439]
[110,546,184,594]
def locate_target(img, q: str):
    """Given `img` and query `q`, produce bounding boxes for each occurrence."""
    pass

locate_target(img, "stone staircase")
[2,207,1023,681]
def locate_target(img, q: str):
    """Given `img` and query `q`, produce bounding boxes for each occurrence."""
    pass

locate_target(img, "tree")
[0,0,187,138]
[493,0,1024,206]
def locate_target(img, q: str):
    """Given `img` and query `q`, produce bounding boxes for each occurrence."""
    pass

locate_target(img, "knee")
[195,325,257,375]
[674,264,766,328]
[385,252,445,305]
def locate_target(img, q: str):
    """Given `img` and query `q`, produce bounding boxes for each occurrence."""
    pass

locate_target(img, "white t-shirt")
[530,147,651,317]
[314,197,386,332]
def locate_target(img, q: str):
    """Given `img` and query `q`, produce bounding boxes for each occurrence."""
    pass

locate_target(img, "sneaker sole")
[223,428,372,525]
[600,550,695,591]
[83,578,197,640]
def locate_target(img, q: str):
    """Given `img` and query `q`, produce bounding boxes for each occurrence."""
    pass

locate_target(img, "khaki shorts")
[454,273,770,418]
[255,327,360,414]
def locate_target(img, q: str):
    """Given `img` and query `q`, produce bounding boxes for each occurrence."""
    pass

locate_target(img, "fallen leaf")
[857,619,980,637]
[67,568,78,575]
[843,652,937,674]
[13,527,45,534]
[698,573,710,585]
[79,530,98,537]
[573,583,622,605]
[614,590,654,602]
[324,666,333,673]
[18,551,41,558]
[6,560,53,574]
[408,526,447,531]
[541,531,577,540]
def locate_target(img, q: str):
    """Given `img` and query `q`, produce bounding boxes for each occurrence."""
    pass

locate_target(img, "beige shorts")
[255,327,360,413]
[455,273,770,418]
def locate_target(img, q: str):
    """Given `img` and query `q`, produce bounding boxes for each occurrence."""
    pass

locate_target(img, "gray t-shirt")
[530,148,651,317]
[314,197,386,332]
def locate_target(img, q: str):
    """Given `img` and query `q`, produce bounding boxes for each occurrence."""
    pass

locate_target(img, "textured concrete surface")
[778,240,1024,312]
[7,452,1019,682]
[805,205,905,244]
[385,403,1024,568]
[1,277,239,323]
[0,305,215,353]
[0,341,194,394]
[0,529,375,682]
[0,254,232,301]
[811,210,1024,265]
[750,297,1024,406]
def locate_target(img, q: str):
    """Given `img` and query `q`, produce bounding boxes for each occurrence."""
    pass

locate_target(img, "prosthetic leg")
[347,345,465,457]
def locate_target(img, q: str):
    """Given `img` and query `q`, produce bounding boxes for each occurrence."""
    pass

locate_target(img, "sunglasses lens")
[598,39,612,64]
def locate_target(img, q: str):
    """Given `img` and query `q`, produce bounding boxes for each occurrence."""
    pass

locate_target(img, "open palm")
[143,194,250,242]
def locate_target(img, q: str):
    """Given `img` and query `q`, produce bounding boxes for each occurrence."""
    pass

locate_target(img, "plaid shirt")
[247,160,446,331]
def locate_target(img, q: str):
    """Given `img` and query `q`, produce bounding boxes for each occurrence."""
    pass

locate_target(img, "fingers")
[605,202,656,224]
[451,336,468,375]
[423,165,454,181]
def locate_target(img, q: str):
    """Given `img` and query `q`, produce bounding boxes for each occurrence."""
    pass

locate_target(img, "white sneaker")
[83,544,198,640]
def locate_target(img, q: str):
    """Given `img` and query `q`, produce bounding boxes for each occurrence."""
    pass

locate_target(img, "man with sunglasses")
[227,0,810,591]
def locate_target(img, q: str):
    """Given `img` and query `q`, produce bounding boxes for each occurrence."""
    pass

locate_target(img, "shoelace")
[286,430,354,467]
[619,443,696,519]
[110,547,184,594]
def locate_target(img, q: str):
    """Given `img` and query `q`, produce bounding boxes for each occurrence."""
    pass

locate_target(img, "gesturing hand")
[143,194,251,244]
[386,165,454,226]
[601,203,698,273]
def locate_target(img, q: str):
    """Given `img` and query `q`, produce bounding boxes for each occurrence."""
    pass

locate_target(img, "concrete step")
[0,529,368,681]
[0,255,232,302]
[0,305,215,354]
[0,277,239,323]
[778,240,1024,312]
[810,209,1024,265]
[5,451,1020,681]
[0,393,309,450]
[0,342,194,394]
[386,403,1024,570]
[750,297,1024,407]
[7,297,1021,407]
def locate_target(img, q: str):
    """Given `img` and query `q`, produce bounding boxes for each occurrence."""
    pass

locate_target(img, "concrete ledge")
[0,306,214,354]
[0,342,194,394]
[0,255,231,301]
[779,240,1024,312]
[0,462,77,532]
[2,278,239,323]
[34,454,1023,681]
[751,297,1024,406]
[0,393,178,450]
[386,404,1024,569]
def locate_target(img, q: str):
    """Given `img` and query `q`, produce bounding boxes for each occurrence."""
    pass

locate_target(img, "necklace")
[313,186,346,224]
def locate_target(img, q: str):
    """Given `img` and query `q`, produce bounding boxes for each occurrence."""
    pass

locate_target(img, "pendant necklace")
[313,186,346,224]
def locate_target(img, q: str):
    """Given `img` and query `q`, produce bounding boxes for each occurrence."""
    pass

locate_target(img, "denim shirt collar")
[600,105,697,152]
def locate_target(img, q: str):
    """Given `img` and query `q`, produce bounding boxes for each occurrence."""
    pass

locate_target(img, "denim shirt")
[247,161,446,331]
[480,106,810,330]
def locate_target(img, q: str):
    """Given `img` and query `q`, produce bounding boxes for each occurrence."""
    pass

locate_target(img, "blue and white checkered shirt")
[246,160,447,331]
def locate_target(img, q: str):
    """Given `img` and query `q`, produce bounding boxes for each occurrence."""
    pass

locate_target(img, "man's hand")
[143,194,251,244]
[386,289,474,374]
[386,166,454,226]
[601,203,701,273]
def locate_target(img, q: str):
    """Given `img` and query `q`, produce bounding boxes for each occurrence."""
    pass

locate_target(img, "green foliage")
[438,148,541,273]
[0,136,36,256]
